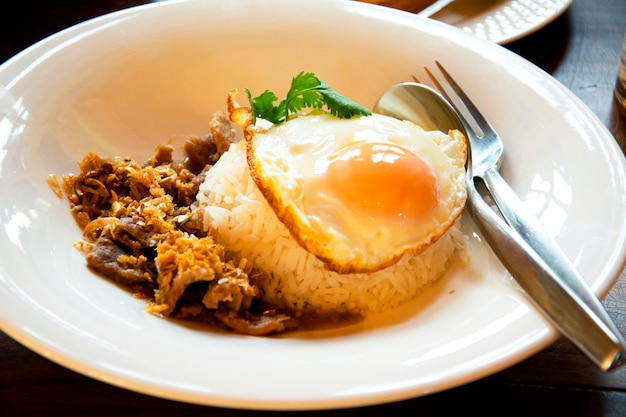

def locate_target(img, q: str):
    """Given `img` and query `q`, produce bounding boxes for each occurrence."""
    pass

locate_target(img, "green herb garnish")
[245,71,371,124]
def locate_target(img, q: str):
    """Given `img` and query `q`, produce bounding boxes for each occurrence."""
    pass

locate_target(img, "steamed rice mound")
[196,140,468,315]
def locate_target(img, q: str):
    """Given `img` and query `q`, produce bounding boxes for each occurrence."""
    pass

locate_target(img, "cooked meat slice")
[209,111,238,155]
[82,217,119,242]
[153,231,253,315]
[183,135,219,175]
[86,237,153,286]
[110,216,160,251]
[213,309,292,336]
[170,168,203,207]
[150,143,174,165]
[58,111,302,335]
[202,274,256,312]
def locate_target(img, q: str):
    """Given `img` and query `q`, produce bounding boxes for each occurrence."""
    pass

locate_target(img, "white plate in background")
[432,0,574,44]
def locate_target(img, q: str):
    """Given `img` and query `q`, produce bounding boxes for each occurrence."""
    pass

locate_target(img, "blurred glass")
[615,30,626,113]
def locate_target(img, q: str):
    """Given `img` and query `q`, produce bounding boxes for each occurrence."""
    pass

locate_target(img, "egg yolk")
[324,142,439,223]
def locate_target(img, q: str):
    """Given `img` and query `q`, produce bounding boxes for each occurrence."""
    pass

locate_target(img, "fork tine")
[423,67,453,108]
[422,66,478,137]
[412,72,455,112]
[430,61,492,137]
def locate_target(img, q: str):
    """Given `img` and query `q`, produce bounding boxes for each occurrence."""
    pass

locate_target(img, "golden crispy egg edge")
[227,90,468,274]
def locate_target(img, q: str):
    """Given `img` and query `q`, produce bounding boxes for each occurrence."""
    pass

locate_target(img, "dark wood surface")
[1,1,625,416]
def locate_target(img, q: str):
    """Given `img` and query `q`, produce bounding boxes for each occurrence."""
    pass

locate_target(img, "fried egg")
[230,96,467,274]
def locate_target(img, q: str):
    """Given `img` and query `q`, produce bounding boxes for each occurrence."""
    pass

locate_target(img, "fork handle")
[474,168,625,369]
[482,167,620,321]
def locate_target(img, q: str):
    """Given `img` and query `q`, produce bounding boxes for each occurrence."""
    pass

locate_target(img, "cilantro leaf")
[246,72,371,124]
[246,89,286,125]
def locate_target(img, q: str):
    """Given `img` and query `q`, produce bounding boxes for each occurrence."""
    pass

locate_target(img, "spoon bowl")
[373,82,465,133]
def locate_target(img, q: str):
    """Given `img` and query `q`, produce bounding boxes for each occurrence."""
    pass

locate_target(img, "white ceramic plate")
[0,0,624,411]
[429,0,574,44]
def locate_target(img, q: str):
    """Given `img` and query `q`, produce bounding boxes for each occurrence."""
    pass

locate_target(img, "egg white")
[242,112,467,274]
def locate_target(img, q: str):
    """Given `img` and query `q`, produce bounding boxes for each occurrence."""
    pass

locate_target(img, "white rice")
[196,140,468,315]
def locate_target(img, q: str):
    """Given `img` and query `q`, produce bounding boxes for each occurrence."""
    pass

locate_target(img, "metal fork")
[424,61,626,370]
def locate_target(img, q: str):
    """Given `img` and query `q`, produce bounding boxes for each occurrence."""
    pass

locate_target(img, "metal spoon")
[373,82,625,370]
[417,0,456,17]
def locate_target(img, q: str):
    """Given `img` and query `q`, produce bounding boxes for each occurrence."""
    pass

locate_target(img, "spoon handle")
[468,173,625,370]
[482,167,626,355]
[483,167,623,319]
[416,0,455,17]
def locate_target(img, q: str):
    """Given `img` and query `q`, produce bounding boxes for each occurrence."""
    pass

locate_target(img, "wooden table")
[1,1,625,415]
